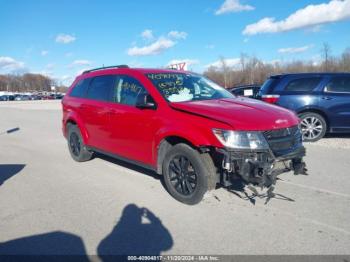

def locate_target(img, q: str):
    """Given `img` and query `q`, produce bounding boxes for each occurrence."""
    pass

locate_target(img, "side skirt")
[86,146,157,173]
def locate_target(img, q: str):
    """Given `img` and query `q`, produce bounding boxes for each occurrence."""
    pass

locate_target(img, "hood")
[170,97,299,131]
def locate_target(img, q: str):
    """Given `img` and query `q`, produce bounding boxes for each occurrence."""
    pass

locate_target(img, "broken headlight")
[212,129,269,150]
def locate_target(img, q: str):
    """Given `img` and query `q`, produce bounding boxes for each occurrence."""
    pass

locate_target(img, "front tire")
[67,124,93,162]
[299,112,327,142]
[162,143,217,205]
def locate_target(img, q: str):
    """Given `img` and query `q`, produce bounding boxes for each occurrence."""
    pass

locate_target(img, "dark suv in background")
[229,84,260,99]
[258,73,350,141]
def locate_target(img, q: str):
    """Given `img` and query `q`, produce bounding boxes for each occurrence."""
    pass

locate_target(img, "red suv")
[62,65,307,204]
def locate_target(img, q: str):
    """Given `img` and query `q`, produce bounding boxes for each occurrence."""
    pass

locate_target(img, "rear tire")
[67,124,93,162]
[299,112,327,142]
[162,143,217,205]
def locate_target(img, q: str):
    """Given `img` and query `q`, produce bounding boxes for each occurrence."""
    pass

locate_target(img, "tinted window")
[112,76,147,106]
[258,78,280,96]
[284,77,321,92]
[86,75,115,101]
[326,77,350,92]
[70,78,90,98]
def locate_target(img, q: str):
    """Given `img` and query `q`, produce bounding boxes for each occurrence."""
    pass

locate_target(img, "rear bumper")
[217,145,307,187]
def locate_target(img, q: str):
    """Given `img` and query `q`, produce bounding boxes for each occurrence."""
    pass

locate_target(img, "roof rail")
[82,65,129,74]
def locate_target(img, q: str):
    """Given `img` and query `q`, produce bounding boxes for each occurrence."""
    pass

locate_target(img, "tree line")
[204,44,350,88]
[0,73,67,93]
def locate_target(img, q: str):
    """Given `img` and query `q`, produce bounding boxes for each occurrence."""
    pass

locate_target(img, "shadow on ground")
[324,133,350,139]
[98,204,173,259]
[0,231,89,261]
[0,164,25,186]
[224,177,295,205]
[0,204,173,258]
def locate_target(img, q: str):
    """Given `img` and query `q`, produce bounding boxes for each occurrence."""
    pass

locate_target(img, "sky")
[1,0,350,85]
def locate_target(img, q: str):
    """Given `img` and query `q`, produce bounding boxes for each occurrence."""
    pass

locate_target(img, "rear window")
[258,78,280,96]
[70,78,90,98]
[284,77,321,92]
[326,76,350,93]
[86,75,115,101]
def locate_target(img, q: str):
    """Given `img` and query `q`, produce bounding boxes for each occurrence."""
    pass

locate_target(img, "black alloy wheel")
[69,132,81,157]
[67,124,93,162]
[168,155,197,196]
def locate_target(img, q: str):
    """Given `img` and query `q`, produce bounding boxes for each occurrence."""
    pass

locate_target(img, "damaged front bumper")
[216,145,307,189]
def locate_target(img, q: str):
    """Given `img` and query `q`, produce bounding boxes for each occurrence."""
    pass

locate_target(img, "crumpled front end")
[216,125,307,193]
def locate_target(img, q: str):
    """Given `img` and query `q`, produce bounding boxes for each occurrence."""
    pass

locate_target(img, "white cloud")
[243,0,350,35]
[71,60,92,66]
[215,0,254,15]
[128,30,187,57]
[41,50,49,56]
[168,31,188,39]
[141,29,154,40]
[55,33,76,44]
[127,37,176,56]
[278,45,313,54]
[206,58,241,68]
[0,56,25,73]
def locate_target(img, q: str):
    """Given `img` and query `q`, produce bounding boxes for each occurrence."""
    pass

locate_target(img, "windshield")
[146,73,233,102]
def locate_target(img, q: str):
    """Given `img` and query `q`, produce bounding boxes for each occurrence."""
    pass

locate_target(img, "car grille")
[263,126,302,157]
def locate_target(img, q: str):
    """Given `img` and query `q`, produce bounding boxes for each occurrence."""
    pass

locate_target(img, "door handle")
[321,96,333,100]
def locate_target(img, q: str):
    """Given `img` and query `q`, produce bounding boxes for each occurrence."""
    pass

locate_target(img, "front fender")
[151,125,224,167]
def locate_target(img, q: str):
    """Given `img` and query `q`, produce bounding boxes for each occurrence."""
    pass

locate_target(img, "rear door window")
[86,75,115,101]
[326,76,350,93]
[284,77,321,92]
[70,78,90,98]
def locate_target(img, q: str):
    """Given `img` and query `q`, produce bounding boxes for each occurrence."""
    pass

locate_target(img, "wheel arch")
[156,136,202,175]
[297,107,329,131]
[65,116,89,144]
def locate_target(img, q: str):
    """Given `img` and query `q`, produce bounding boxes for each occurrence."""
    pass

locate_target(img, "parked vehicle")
[229,84,260,98]
[258,73,350,142]
[50,93,64,99]
[62,65,307,204]
[0,95,7,101]
[0,95,14,101]
[14,95,30,101]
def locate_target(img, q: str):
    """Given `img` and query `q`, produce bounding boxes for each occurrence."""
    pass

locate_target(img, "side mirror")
[136,93,157,109]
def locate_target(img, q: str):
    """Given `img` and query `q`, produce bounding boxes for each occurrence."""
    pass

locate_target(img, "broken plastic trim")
[216,146,307,199]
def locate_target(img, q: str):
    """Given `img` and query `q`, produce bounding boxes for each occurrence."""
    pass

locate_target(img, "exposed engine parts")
[216,146,308,203]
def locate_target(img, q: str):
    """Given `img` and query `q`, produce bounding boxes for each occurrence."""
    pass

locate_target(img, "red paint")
[62,68,299,168]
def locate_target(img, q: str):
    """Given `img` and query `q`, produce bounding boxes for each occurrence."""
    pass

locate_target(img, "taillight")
[262,94,280,104]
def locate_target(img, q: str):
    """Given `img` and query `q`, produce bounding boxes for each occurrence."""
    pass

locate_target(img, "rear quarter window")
[284,77,321,92]
[326,76,350,92]
[70,78,90,98]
